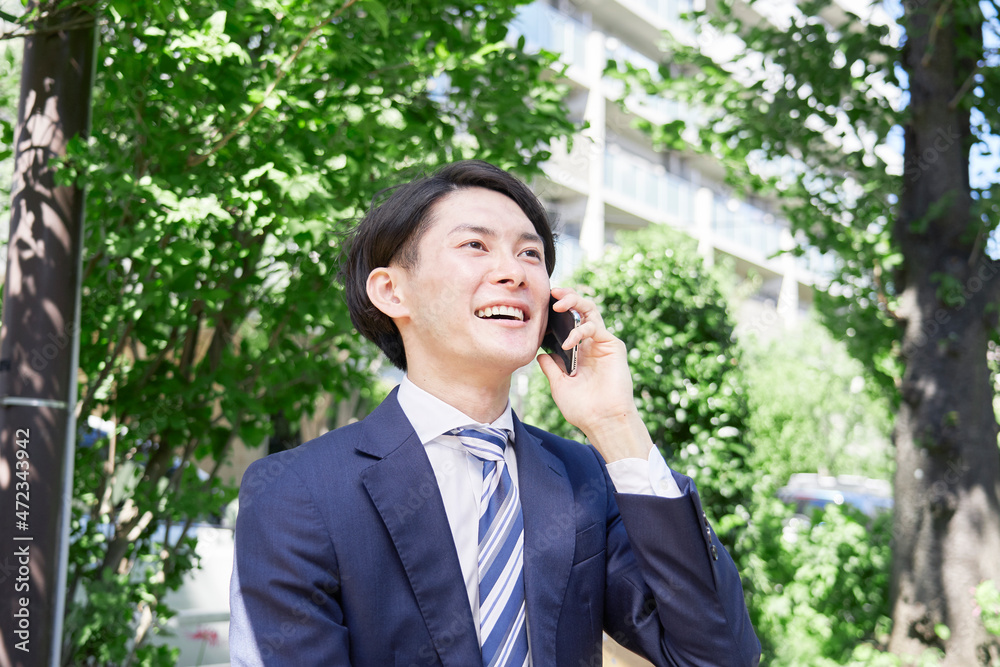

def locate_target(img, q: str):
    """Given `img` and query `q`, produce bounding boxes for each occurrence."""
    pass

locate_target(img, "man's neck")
[404,368,512,424]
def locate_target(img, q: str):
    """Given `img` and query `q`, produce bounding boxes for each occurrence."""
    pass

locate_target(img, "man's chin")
[480,348,538,376]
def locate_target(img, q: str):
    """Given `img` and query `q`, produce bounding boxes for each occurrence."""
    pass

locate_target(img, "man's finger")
[564,321,599,349]
[537,352,567,381]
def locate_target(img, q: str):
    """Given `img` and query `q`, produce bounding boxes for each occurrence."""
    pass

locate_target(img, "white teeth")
[476,305,524,321]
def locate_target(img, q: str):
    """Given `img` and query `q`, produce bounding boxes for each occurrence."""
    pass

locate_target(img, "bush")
[742,318,894,493]
[742,498,893,666]
[525,224,753,543]
[524,223,900,665]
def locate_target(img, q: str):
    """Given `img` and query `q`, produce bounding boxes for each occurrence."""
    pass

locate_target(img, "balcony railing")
[513,1,834,283]
[604,148,696,226]
[616,0,695,26]
[604,42,692,122]
[603,145,834,279]
[510,3,589,72]
[712,197,782,260]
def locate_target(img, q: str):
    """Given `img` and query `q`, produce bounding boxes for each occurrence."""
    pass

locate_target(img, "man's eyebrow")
[447,223,498,238]
[520,231,544,245]
[447,224,544,245]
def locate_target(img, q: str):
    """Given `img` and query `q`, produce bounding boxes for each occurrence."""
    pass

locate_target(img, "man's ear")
[366,266,410,320]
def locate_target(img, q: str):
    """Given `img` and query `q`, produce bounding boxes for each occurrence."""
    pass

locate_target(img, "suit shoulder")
[241,419,367,487]
[523,423,574,446]
[521,423,605,468]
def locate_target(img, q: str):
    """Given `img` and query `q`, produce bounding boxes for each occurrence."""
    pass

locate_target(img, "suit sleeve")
[229,456,351,666]
[597,452,761,667]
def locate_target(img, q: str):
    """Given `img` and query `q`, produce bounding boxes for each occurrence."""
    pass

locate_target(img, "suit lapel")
[513,417,575,667]
[358,390,481,667]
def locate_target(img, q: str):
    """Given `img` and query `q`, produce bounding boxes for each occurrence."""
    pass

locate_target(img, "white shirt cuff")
[605,446,684,498]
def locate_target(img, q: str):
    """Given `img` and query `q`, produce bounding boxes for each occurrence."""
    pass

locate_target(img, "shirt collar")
[396,376,515,445]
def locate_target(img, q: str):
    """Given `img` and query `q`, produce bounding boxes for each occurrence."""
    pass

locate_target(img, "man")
[229,160,760,666]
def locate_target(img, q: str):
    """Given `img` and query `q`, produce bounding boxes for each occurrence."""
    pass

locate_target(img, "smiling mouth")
[476,306,525,321]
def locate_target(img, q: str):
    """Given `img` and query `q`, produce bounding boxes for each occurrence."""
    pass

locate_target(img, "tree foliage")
[607,0,905,395]
[740,498,893,667]
[0,32,17,224]
[611,0,1000,662]
[524,225,753,540]
[738,308,895,665]
[976,580,1000,640]
[742,318,894,490]
[1,0,575,662]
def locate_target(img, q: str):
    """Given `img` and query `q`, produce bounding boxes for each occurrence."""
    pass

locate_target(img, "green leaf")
[242,162,274,185]
[363,0,390,38]
[206,10,227,36]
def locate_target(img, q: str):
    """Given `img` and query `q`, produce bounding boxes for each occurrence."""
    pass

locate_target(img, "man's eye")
[521,249,541,259]
[464,241,485,250]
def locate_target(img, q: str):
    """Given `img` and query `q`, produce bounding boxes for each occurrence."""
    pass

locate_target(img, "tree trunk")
[889,2,1000,664]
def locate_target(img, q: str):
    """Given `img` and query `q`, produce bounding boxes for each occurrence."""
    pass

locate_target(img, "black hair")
[341,160,556,370]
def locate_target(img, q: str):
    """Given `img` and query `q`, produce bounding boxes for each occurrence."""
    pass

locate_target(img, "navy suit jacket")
[229,389,760,666]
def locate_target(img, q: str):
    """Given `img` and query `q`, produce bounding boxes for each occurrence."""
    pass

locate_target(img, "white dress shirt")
[396,376,683,642]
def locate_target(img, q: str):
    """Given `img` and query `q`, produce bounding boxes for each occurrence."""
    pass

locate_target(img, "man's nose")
[492,253,527,286]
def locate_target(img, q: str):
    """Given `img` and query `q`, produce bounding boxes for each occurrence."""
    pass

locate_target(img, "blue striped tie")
[451,427,530,667]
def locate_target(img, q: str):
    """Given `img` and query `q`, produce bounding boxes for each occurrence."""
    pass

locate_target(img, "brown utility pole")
[0,3,95,666]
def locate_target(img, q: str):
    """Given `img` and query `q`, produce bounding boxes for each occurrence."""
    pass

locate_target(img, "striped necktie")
[450,427,530,667]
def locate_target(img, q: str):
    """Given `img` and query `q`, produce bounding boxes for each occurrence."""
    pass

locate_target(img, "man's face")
[391,187,551,383]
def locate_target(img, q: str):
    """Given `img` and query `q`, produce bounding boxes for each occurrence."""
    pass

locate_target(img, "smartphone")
[542,295,581,376]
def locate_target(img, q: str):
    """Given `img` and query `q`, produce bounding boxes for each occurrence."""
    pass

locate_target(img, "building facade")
[511,0,834,337]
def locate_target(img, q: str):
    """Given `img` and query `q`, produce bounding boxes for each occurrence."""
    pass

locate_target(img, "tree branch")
[163,425,235,575]
[0,7,99,41]
[186,0,361,167]
[81,248,104,284]
[921,0,955,68]
[948,64,980,110]
[78,232,171,418]
[177,303,205,382]
[76,319,134,420]
[161,434,200,544]
[873,261,902,322]
[133,325,180,391]
[981,258,1000,326]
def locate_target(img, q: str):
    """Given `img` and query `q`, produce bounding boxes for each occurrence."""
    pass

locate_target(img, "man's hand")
[537,287,655,463]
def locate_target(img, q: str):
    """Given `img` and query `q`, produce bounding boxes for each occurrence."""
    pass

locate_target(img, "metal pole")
[0,4,95,666]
